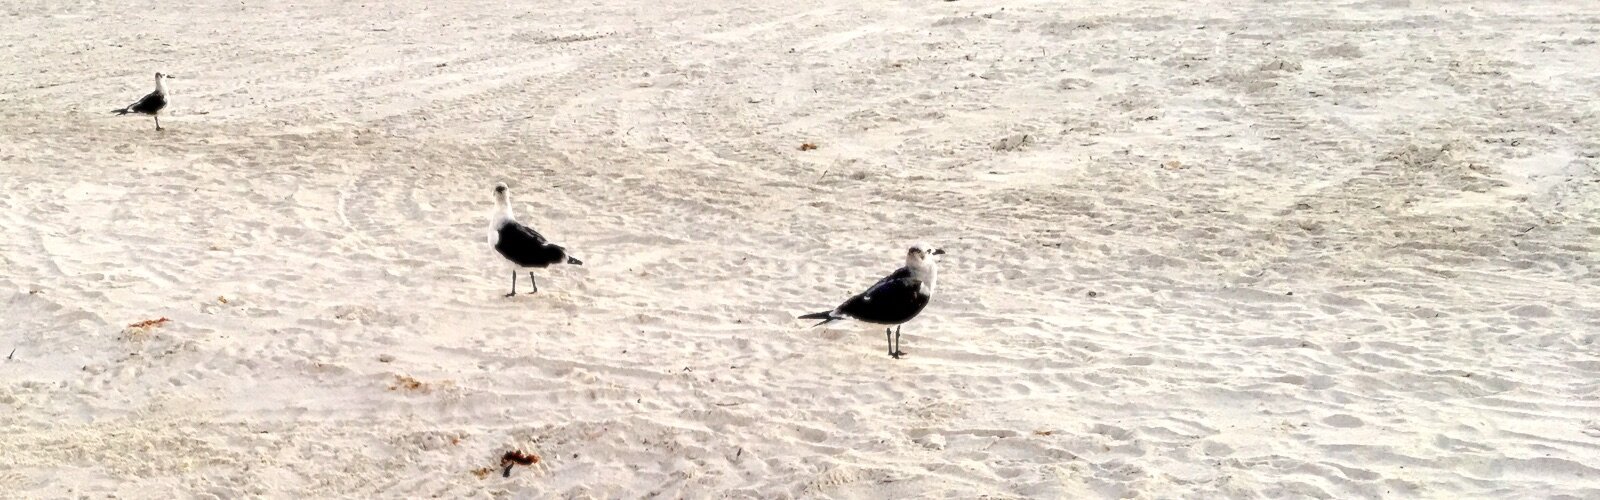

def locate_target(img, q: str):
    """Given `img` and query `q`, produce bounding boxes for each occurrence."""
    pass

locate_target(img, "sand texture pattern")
[2,0,1599,498]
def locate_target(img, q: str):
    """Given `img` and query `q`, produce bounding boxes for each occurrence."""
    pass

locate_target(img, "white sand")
[3,0,1599,497]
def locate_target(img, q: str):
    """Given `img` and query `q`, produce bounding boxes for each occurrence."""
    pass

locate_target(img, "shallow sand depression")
[2,0,1599,498]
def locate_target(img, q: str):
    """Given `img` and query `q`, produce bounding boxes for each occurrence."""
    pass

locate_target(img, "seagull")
[112,72,174,131]
[799,244,946,359]
[487,182,583,296]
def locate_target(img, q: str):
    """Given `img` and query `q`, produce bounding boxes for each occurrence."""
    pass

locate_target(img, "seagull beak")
[931,248,946,256]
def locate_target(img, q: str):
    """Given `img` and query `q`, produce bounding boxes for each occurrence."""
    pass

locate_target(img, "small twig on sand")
[6,347,14,360]
[127,317,171,329]
[501,450,539,477]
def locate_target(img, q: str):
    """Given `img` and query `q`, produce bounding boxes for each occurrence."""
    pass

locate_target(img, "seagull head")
[906,244,945,268]
[493,182,511,205]
[153,72,175,92]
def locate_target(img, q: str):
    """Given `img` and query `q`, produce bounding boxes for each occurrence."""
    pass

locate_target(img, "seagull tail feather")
[111,107,132,115]
[565,256,583,265]
[798,311,840,327]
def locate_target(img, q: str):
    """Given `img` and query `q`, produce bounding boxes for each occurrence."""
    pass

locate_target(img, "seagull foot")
[890,350,906,359]
[504,292,517,298]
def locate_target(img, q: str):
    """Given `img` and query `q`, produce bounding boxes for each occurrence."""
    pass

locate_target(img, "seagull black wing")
[494,221,570,268]
[507,221,548,244]
[116,91,166,115]
[835,267,929,325]
[859,267,913,299]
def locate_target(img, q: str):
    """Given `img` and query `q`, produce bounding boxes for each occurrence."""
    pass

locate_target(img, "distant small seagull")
[487,182,583,296]
[799,244,945,359]
[112,72,175,131]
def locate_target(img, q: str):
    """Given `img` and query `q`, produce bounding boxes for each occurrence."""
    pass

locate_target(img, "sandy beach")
[2,0,1599,497]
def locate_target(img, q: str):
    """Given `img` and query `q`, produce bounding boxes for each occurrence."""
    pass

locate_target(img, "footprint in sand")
[1323,414,1364,428]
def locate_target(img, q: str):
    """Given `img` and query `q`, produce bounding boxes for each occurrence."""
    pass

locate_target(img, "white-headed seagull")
[487,182,583,296]
[800,244,945,359]
[113,72,174,131]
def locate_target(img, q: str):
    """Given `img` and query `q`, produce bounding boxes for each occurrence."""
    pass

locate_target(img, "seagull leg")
[505,271,517,297]
[891,325,906,359]
[154,115,162,131]
[887,328,899,359]
[529,272,538,293]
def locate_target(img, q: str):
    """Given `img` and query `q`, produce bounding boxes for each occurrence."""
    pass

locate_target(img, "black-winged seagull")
[799,244,945,359]
[488,182,583,296]
[112,72,174,131]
